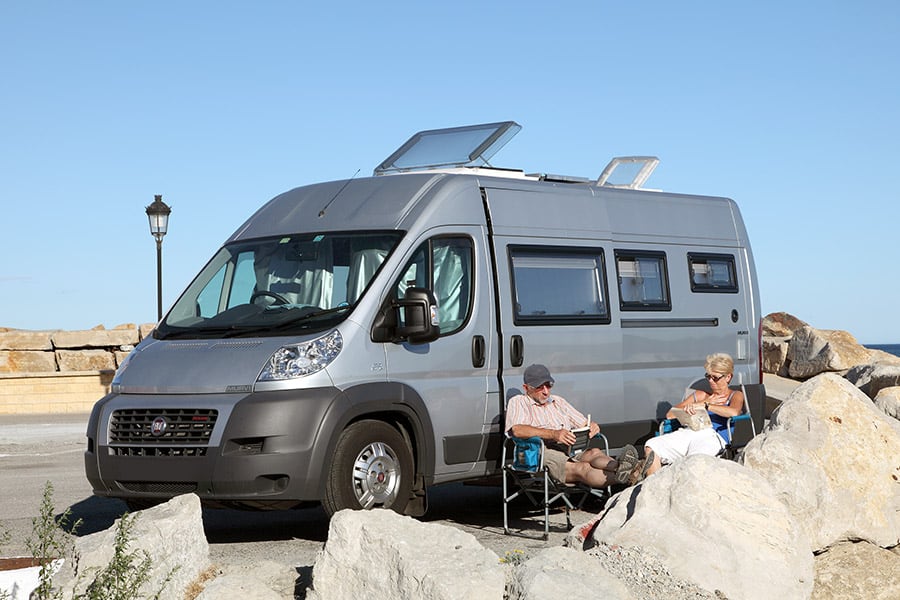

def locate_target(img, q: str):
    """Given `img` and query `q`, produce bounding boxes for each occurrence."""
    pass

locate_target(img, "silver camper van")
[85,122,765,515]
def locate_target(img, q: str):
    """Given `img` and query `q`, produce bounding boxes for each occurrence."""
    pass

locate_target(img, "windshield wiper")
[269,304,352,330]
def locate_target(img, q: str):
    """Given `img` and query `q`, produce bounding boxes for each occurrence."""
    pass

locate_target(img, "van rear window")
[509,246,611,325]
[688,253,738,293]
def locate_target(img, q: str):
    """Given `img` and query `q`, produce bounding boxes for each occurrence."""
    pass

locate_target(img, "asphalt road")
[0,412,582,594]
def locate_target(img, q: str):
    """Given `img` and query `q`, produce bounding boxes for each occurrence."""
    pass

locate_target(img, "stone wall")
[0,323,154,414]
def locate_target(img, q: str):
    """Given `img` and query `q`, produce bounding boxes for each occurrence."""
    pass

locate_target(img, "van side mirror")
[371,287,440,344]
[395,287,440,344]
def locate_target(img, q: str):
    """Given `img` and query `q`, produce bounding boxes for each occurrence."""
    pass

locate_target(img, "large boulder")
[875,387,900,421]
[811,541,900,600]
[306,509,505,600]
[845,363,900,399]
[763,336,790,375]
[510,546,631,600]
[762,312,807,338]
[581,455,813,600]
[741,374,900,551]
[59,494,210,600]
[787,326,871,379]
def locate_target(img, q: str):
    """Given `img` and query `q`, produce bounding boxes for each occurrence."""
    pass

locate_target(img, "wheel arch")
[310,381,436,497]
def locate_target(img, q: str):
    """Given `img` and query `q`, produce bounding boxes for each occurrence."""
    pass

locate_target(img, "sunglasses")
[529,382,553,390]
[705,373,727,382]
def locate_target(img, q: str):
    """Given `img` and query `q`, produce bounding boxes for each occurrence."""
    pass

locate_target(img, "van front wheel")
[323,420,413,516]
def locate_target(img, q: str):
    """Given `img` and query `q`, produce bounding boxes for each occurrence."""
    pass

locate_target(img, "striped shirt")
[505,393,588,434]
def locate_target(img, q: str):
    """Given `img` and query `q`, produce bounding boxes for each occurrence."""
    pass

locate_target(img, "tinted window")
[615,250,671,310]
[394,236,474,336]
[688,253,738,293]
[510,246,610,325]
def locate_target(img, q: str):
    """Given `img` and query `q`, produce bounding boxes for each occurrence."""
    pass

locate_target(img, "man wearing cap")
[506,363,637,487]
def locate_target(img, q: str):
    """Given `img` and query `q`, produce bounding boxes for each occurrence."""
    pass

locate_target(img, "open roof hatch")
[374,121,521,175]
[597,156,660,189]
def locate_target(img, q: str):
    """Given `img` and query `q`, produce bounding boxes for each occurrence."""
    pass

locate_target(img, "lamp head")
[145,194,172,242]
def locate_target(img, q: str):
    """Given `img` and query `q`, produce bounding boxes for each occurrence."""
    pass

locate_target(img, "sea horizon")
[865,344,900,358]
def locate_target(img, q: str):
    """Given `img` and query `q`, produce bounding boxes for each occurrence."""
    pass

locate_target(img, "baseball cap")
[523,363,555,388]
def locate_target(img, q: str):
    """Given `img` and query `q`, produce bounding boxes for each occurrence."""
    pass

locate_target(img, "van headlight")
[257,330,343,381]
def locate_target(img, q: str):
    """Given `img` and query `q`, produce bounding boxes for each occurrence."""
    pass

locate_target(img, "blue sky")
[2,2,898,343]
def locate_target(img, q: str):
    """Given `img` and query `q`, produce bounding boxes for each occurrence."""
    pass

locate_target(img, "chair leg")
[502,469,510,535]
[543,471,550,540]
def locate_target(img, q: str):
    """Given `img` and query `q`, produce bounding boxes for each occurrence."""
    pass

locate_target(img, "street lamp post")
[145,195,172,321]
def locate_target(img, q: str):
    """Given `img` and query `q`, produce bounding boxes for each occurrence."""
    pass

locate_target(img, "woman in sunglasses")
[632,353,745,483]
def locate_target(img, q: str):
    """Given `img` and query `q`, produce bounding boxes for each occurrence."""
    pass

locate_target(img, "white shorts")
[645,427,724,465]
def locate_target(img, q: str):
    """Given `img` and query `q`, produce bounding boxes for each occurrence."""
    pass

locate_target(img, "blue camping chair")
[657,382,757,459]
[502,432,611,540]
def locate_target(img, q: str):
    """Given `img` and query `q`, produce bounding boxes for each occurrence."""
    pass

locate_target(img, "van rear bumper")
[84,387,342,508]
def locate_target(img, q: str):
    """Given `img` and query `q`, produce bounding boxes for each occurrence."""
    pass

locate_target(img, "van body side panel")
[483,184,762,449]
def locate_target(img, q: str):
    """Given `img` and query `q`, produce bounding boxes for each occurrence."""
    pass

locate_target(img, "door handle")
[510,335,524,367]
[472,335,485,368]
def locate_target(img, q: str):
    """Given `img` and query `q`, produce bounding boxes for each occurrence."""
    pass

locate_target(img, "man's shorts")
[542,447,570,482]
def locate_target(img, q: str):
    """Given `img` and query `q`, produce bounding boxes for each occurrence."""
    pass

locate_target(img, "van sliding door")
[483,186,627,446]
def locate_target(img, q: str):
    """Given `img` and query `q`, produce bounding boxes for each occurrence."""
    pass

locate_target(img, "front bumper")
[84,387,341,508]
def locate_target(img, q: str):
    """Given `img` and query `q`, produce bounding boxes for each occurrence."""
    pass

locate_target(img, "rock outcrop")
[741,373,900,551]
[578,454,814,600]
[306,508,506,600]
[763,311,808,337]
[762,312,900,382]
[509,546,631,600]
[58,494,210,600]
[786,326,873,379]
[811,541,900,600]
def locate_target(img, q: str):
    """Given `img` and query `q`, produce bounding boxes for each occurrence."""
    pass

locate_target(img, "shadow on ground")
[62,479,597,544]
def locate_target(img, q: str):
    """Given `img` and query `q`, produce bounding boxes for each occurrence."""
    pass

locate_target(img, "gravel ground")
[584,542,724,599]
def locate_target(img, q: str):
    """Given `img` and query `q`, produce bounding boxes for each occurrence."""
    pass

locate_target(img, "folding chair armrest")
[658,418,679,436]
[591,431,611,455]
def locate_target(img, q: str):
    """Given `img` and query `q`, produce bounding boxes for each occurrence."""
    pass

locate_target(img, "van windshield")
[157,231,403,339]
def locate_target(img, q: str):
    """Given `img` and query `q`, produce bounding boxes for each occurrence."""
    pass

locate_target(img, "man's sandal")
[615,444,640,484]
[628,449,656,485]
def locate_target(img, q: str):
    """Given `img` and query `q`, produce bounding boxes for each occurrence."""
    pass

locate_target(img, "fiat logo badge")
[150,416,168,437]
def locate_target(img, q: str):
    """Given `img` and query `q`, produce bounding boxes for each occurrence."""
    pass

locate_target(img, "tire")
[323,420,413,516]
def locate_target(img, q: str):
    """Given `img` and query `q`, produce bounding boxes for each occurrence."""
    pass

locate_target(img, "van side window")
[615,250,671,310]
[688,253,738,293]
[395,237,473,336]
[509,246,611,325]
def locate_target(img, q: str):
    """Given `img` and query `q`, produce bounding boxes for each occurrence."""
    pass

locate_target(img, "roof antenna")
[319,168,360,217]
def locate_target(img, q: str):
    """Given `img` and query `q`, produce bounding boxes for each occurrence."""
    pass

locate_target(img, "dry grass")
[183,565,220,600]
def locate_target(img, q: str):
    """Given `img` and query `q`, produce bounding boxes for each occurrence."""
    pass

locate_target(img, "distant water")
[866,344,900,358]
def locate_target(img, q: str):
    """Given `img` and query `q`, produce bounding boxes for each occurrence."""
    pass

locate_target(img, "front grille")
[109,408,217,447]
[111,446,208,457]
[117,481,198,494]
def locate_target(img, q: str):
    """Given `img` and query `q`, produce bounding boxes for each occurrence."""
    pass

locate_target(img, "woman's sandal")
[614,444,639,484]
